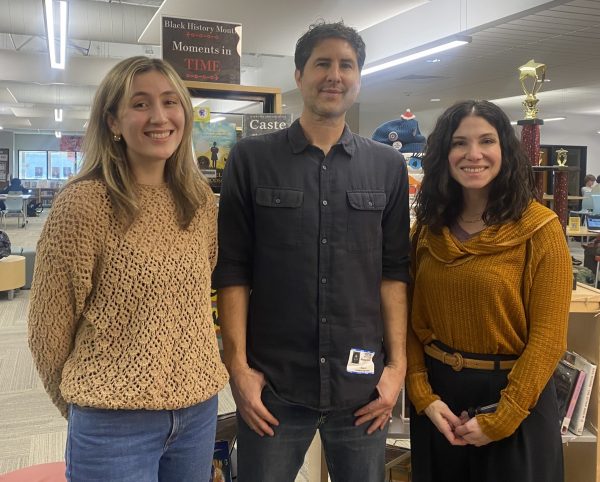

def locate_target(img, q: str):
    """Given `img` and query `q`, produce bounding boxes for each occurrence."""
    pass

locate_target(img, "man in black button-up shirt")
[213,21,410,482]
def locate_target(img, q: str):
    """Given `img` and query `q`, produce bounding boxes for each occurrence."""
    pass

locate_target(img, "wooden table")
[567,227,600,238]
[544,194,585,202]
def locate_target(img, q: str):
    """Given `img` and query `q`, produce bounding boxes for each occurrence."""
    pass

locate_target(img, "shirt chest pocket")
[255,187,304,247]
[346,191,386,251]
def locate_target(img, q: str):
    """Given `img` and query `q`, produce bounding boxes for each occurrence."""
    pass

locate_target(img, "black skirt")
[409,342,563,482]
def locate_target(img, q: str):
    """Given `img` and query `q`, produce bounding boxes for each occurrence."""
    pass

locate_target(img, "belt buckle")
[451,352,464,371]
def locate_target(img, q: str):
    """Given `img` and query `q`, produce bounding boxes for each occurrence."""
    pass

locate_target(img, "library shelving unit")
[21,181,65,208]
[563,283,600,481]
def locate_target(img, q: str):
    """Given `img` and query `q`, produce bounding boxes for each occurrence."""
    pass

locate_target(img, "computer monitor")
[587,215,600,232]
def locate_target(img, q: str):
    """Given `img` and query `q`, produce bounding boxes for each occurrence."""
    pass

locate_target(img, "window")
[49,151,77,179]
[18,150,82,180]
[18,151,48,179]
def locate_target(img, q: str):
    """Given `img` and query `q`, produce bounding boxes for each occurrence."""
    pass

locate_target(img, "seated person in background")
[0,177,30,211]
[582,174,596,196]
[1,177,29,195]
[592,175,600,195]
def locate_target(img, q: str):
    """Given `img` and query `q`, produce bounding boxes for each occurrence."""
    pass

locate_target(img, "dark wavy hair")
[415,100,535,232]
[294,20,366,74]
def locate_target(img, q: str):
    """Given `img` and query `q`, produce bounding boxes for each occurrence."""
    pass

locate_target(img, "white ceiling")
[0,0,598,137]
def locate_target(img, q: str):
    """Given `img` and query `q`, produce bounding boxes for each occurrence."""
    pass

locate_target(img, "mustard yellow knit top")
[28,180,228,417]
[407,201,572,440]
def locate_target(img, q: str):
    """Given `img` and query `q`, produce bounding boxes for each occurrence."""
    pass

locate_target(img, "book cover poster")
[193,120,237,189]
[210,440,232,482]
[243,114,292,137]
[162,16,241,84]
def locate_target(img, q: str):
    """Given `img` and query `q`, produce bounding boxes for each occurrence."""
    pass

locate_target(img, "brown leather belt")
[424,344,517,372]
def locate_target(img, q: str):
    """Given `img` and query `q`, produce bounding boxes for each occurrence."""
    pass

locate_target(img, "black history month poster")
[161,16,241,84]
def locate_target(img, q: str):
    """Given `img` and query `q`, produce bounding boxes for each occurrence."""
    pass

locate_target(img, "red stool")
[0,462,66,482]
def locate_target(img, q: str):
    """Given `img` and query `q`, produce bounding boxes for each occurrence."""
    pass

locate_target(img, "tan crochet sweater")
[28,180,228,418]
[407,201,572,441]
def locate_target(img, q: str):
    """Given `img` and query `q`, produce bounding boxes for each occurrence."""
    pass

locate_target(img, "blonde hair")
[72,56,210,229]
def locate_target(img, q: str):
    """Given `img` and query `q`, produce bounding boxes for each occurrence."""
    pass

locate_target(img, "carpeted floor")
[0,289,68,474]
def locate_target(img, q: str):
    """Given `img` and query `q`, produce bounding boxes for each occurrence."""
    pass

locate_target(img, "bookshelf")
[0,148,8,188]
[563,283,600,481]
[21,181,65,208]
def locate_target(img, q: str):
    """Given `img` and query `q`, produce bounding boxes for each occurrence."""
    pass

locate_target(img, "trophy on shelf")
[518,59,546,120]
[556,148,569,166]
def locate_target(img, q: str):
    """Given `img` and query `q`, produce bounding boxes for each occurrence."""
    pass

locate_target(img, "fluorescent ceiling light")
[55,108,63,122]
[210,116,226,123]
[362,36,471,77]
[55,130,62,138]
[6,88,18,103]
[44,0,68,69]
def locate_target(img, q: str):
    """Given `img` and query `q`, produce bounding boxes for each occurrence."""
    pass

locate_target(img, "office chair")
[582,193,594,212]
[2,196,26,229]
[592,195,600,214]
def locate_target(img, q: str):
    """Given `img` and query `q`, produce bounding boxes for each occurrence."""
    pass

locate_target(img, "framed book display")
[184,81,282,192]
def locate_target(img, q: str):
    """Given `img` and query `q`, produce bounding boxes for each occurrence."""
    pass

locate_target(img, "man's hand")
[454,412,493,447]
[423,400,468,446]
[353,365,405,434]
[229,365,279,437]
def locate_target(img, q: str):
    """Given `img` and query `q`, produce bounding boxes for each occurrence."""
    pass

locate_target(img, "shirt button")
[275,198,281,204]
[320,357,326,364]
[322,200,328,206]
[322,165,327,170]
[321,238,327,244]
[368,201,373,207]
[321,277,327,284]
[321,317,327,323]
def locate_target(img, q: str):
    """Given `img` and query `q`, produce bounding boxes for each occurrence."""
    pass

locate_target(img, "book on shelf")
[563,350,597,435]
[210,440,232,482]
[553,359,580,426]
[561,368,585,435]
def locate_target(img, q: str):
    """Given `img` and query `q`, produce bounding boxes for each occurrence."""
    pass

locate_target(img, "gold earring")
[113,134,122,142]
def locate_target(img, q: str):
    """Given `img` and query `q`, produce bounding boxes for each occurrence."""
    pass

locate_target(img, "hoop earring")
[113,134,122,142]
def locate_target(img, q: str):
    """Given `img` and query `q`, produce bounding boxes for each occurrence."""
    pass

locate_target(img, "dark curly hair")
[415,100,535,233]
[294,20,366,74]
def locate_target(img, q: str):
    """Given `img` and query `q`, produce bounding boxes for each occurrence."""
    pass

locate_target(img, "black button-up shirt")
[213,119,410,410]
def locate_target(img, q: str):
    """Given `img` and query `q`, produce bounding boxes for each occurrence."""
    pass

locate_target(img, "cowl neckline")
[419,201,557,266]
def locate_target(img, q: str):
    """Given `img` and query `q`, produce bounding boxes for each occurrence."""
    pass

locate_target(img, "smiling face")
[448,115,502,197]
[295,37,361,122]
[108,70,185,175]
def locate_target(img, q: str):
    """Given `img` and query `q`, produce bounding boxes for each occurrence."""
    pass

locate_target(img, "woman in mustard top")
[407,100,571,482]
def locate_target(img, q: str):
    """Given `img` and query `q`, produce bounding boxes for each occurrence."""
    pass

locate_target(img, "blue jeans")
[237,387,388,482]
[65,396,218,482]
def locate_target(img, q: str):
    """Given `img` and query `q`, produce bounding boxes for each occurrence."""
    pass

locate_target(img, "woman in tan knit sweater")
[28,57,228,481]
[407,100,571,482]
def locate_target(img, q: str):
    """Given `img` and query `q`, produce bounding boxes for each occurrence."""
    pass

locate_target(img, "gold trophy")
[556,148,568,166]
[518,59,546,119]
